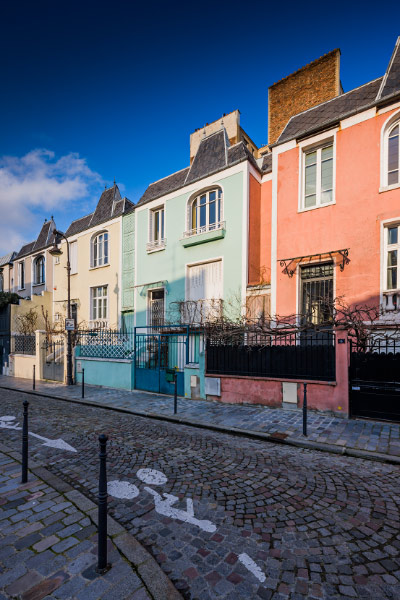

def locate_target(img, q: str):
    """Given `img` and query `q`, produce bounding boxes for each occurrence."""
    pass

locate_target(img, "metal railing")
[206,329,336,381]
[146,238,166,252]
[78,330,134,359]
[11,335,36,356]
[183,221,225,238]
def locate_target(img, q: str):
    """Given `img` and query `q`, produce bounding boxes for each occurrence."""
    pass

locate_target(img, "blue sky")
[0,0,399,254]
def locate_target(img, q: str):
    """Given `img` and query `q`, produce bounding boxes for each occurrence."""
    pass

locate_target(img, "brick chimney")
[268,49,341,145]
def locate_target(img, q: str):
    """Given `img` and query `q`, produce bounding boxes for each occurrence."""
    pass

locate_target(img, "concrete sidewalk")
[0,445,182,600]
[1,375,400,465]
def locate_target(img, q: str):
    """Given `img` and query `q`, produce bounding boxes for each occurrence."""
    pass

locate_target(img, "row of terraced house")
[1,38,400,420]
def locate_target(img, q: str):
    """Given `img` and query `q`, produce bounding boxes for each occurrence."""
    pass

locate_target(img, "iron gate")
[135,332,186,395]
[42,339,65,382]
[349,339,400,422]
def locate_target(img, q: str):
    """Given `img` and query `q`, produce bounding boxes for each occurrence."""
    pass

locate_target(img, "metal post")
[82,368,85,399]
[174,370,177,415]
[33,364,35,390]
[96,434,110,574]
[21,400,29,483]
[303,382,308,437]
[186,325,190,365]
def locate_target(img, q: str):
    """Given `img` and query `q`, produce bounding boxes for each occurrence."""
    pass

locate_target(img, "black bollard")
[173,370,177,415]
[82,368,85,399]
[96,434,110,574]
[22,400,29,483]
[303,382,308,437]
[33,365,35,390]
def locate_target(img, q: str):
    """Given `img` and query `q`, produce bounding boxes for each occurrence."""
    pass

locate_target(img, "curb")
[1,384,400,467]
[0,441,183,600]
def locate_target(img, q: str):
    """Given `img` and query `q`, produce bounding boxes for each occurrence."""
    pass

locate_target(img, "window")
[148,289,164,327]
[91,232,108,267]
[18,262,25,290]
[71,303,78,326]
[300,263,333,326]
[302,144,334,209]
[34,256,45,285]
[187,188,223,236]
[147,207,165,251]
[0,272,3,292]
[70,241,78,274]
[388,123,399,186]
[91,285,108,320]
[185,260,223,323]
[384,225,400,310]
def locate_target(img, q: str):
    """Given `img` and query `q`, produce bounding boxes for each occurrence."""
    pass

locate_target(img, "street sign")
[65,318,75,331]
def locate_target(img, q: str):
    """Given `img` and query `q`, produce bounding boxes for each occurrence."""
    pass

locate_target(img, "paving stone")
[5,570,43,596]
[51,537,79,553]
[33,535,60,553]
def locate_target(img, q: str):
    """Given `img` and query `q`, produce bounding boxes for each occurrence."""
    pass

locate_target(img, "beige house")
[12,219,57,300]
[53,184,134,329]
[0,252,16,293]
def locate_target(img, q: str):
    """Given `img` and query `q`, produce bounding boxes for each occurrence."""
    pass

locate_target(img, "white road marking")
[238,553,266,583]
[144,486,216,533]
[0,415,77,452]
[136,468,167,485]
[107,480,140,499]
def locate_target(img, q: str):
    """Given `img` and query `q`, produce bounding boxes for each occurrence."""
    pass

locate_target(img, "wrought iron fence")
[11,335,36,356]
[350,338,400,383]
[78,330,135,359]
[206,329,336,381]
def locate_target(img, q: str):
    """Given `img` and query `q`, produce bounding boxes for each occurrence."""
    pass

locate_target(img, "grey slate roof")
[277,77,383,144]
[137,128,260,207]
[378,36,400,100]
[261,153,272,173]
[64,185,135,238]
[15,218,57,259]
[0,251,16,267]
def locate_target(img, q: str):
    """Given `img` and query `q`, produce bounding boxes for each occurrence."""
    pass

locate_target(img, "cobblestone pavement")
[1,375,400,460]
[0,450,152,600]
[1,388,400,599]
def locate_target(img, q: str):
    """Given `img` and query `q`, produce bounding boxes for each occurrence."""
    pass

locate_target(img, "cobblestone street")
[1,387,400,599]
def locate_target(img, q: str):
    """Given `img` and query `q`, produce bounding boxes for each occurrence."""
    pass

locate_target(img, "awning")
[278,248,350,278]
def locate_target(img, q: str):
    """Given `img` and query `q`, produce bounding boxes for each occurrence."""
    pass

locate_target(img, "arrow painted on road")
[0,416,77,452]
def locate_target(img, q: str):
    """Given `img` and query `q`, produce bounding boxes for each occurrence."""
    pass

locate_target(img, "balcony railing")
[183,221,225,238]
[88,319,109,330]
[146,238,166,252]
[383,290,399,311]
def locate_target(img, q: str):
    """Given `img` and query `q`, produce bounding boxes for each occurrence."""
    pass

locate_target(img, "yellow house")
[53,184,134,329]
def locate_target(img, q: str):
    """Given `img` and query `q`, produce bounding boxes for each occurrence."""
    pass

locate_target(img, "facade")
[12,219,57,300]
[131,114,265,330]
[53,184,134,329]
[0,252,16,293]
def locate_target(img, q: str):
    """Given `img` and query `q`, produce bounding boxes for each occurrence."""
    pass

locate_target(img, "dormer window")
[186,188,223,237]
[34,255,45,285]
[91,232,109,267]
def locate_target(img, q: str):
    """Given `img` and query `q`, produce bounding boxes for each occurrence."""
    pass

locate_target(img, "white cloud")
[0,149,102,255]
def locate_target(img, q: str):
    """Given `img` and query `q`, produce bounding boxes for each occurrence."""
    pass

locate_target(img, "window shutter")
[148,210,153,242]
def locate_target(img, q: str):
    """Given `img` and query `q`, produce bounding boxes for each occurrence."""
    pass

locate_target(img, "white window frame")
[91,231,109,268]
[147,286,166,327]
[147,206,166,252]
[70,241,78,275]
[185,187,224,237]
[90,285,108,321]
[18,261,25,290]
[380,110,400,192]
[298,132,336,213]
[33,255,45,285]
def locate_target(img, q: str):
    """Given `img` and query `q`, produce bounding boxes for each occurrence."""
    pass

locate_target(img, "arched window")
[382,112,400,189]
[34,256,45,285]
[388,122,399,186]
[188,188,223,236]
[91,232,109,267]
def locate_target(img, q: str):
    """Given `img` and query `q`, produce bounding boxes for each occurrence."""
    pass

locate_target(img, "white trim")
[340,108,376,130]
[380,109,400,189]
[135,162,247,213]
[185,187,223,238]
[248,163,262,183]
[376,36,400,100]
[378,100,400,115]
[90,230,110,269]
[146,285,166,327]
[242,162,249,313]
[298,132,336,212]
[380,217,400,308]
[118,218,123,329]
[184,257,224,322]
[90,284,109,321]
[261,172,272,183]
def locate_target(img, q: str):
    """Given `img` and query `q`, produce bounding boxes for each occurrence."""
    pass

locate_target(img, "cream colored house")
[0,252,16,293]
[53,184,134,329]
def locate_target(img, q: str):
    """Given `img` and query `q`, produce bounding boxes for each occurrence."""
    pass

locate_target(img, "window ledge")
[32,282,44,287]
[89,263,110,271]
[180,227,226,248]
[298,201,336,214]
[379,183,400,193]
[147,240,166,253]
